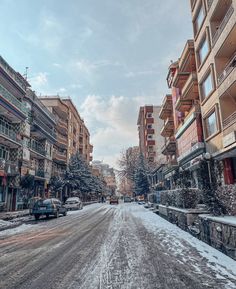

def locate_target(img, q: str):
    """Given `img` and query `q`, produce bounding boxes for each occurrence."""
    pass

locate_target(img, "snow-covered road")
[0,203,235,289]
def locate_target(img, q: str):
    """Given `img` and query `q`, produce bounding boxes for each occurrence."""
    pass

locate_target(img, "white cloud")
[79,94,149,168]
[29,72,48,90]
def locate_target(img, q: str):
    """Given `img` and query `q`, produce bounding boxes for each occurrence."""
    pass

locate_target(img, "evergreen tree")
[134,153,150,198]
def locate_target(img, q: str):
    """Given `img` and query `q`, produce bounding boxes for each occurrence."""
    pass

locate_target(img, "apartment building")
[40,96,93,172]
[165,40,205,188]
[38,96,68,178]
[0,56,29,211]
[190,0,236,184]
[63,98,93,164]
[137,105,165,165]
[24,89,56,196]
[159,93,178,188]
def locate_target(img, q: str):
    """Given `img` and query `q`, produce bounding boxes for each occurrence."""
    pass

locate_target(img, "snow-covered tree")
[134,153,150,197]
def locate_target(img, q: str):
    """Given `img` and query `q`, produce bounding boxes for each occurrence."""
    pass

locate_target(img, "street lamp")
[203,152,212,186]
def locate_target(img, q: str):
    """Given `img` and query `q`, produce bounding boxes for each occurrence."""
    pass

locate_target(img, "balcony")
[181,72,199,100]
[222,111,236,148]
[160,117,174,137]
[175,105,201,139]
[28,141,46,157]
[146,140,155,146]
[177,142,205,163]
[31,117,56,142]
[56,132,67,148]
[175,97,192,112]
[57,118,68,133]
[145,117,154,124]
[218,52,236,85]
[146,128,155,135]
[53,150,67,163]
[172,70,190,90]
[0,56,27,92]
[0,83,28,119]
[212,5,234,47]
[161,138,176,155]
[178,40,195,73]
[159,95,172,120]
[0,123,21,148]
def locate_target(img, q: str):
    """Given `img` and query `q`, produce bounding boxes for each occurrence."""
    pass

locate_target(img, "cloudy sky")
[0,0,193,168]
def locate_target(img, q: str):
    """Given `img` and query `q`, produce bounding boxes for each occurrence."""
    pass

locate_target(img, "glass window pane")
[202,73,213,99]
[206,111,217,137]
[196,6,204,32]
[199,38,209,64]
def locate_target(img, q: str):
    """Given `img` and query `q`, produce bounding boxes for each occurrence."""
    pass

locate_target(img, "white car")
[64,197,83,210]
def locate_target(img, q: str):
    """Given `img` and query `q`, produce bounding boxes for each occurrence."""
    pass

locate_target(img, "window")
[205,111,217,137]
[147,135,153,139]
[0,145,9,160]
[199,37,209,65]
[194,4,205,34]
[147,113,152,118]
[147,124,152,129]
[148,146,153,152]
[201,71,214,100]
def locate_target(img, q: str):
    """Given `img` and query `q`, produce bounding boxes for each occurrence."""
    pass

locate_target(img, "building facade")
[40,96,93,174]
[137,105,165,165]
[190,0,236,184]
[166,40,205,188]
[0,55,29,211]
[24,89,56,197]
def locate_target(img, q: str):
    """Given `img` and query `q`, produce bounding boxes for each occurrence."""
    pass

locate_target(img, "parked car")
[32,198,67,220]
[110,196,119,205]
[64,197,83,210]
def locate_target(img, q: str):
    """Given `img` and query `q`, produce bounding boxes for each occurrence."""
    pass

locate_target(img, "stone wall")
[198,216,236,260]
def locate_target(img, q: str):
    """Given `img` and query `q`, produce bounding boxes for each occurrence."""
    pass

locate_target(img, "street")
[0,203,235,289]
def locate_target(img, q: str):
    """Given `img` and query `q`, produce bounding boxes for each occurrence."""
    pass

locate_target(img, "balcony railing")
[32,117,57,140]
[212,6,234,46]
[57,118,68,130]
[28,141,46,156]
[177,142,205,162]
[0,124,21,144]
[222,111,236,129]
[181,72,198,100]
[57,132,67,146]
[0,83,28,116]
[218,52,236,85]
[0,56,27,92]
[53,151,67,162]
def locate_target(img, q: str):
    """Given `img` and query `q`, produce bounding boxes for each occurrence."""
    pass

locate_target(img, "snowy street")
[0,203,235,289]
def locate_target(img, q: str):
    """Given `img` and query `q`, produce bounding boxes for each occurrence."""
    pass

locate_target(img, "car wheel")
[34,214,40,220]
[63,210,67,216]
[55,211,59,218]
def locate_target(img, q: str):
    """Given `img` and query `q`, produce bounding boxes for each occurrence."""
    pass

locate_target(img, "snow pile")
[128,204,236,288]
[0,223,36,237]
[0,219,12,229]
